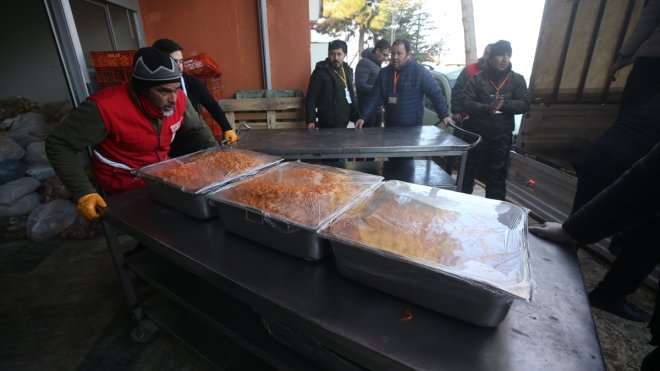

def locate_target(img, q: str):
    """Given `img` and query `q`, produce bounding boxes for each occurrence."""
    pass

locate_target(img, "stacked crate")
[90,50,136,89]
[183,53,224,141]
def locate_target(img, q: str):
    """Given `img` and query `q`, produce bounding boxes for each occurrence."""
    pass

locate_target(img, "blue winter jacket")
[359,60,449,126]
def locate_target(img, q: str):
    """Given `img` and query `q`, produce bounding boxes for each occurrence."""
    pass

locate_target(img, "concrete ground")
[0,184,656,370]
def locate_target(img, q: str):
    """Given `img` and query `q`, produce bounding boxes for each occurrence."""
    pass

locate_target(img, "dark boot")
[588,290,651,322]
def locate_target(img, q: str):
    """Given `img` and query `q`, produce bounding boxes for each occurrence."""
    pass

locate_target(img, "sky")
[422,0,546,82]
[311,0,546,82]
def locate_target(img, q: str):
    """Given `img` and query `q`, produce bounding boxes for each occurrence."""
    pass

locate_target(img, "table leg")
[103,221,142,321]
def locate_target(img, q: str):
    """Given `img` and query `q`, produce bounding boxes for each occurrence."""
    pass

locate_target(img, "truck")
[506,0,647,268]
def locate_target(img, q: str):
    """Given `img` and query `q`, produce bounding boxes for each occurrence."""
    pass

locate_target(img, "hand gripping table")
[232,126,477,191]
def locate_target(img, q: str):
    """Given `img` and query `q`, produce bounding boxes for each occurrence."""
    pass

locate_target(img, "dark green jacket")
[45,82,217,199]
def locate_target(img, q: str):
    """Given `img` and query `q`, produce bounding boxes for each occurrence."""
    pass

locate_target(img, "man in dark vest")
[305,40,359,129]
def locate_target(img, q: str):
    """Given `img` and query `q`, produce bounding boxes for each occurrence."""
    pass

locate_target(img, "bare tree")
[461,0,477,64]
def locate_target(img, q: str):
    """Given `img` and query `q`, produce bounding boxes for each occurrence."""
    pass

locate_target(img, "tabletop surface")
[232,126,470,157]
[104,190,605,371]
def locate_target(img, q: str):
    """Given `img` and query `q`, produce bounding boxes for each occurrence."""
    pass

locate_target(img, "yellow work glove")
[224,129,238,144]
[76,193,108,221]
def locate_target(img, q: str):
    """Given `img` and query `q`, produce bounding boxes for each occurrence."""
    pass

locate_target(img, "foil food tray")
[137,147,282,220]
[319,180,531,327]
[208,161,383,260]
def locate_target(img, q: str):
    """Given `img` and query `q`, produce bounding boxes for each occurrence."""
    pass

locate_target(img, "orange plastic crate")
[183,53,222,78]
[200,107,223,141]
[200,76,223,99]
[90,50,136,68]
[95,66,132,85]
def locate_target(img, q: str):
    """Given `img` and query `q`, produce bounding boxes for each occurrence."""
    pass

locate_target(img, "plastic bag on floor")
[0,177,41,204]
[0,137,25,161]
[0,159,28,184]
[0,192,40,218]
[24,141,49,166]
[1,112,50,148]
[26,199,77,242]
[26,165,56,181]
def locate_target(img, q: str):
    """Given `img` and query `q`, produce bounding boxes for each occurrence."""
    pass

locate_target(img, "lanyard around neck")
[488,72,511,94]
[393,70,400,93]
[332,67,347,88]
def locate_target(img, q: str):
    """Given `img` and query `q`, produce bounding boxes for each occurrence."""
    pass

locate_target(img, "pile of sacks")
[0,97,103,243]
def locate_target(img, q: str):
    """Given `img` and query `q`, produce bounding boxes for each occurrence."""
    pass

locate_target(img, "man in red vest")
[450,43,492,123]
[46,47,218,220]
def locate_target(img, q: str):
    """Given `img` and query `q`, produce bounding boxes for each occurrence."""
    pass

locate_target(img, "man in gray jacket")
[355,39,390,127]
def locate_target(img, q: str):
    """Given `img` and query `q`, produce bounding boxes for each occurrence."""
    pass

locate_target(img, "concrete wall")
[138,0,311,97]
[0,0,71,104]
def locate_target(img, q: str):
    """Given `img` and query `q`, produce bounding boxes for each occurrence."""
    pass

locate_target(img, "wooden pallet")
[218,96,305,129]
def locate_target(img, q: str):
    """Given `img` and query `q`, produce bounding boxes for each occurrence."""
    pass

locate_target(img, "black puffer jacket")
[462,64,530,134]
[355,49,381,103]
[305,59,358,128]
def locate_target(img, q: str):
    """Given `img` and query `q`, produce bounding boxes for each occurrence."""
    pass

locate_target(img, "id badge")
[388,96,398,104]
[345,87,352,104]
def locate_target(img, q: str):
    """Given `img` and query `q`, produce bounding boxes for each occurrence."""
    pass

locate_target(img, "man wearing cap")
[355,39,390,127]
[355,39,451,128]
[46,47,218,220]
[460,40,530,200]
[305,39,359,129]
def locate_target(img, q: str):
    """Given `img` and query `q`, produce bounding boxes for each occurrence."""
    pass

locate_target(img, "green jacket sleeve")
[45,100,107,200]
[178,98,219,148]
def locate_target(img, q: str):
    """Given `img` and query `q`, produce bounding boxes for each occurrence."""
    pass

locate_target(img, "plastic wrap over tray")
[207,161,383,260]
[319,180,531,326]
[136,147,282,219]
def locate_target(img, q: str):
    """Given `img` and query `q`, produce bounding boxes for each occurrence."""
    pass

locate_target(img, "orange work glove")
[76,193,107,221]
[224,129,238,144]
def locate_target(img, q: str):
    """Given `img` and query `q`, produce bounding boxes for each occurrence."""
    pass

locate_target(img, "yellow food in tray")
[344,197,464,266]
[142,149,279,192]
[323,181,530,299]
[213,162,382,228]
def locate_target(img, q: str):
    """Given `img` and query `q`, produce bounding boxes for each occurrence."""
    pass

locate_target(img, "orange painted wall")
[138,0,310,97]
[266,0,311,91]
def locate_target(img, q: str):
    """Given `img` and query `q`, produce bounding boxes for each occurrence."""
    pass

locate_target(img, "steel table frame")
[103,190,605,370]
[232,126,476,191]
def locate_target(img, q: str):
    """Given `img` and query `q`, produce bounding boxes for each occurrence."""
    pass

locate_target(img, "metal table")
[320,159,457,189]
[233,126,475,191]
[104,190,605,371]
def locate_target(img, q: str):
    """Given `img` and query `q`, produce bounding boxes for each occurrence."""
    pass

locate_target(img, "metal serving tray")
[207,161,383,260]
[319,181,531,327]
[136,147,282,220]
[214,201,330,261]
[142,177,218,220]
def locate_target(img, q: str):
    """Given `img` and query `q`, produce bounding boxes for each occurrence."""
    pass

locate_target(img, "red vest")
[458,63,483,119]
[88,82,186,194]
[467,62,481,79]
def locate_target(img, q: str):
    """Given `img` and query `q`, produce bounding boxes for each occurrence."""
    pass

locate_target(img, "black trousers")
[460,131,512,201]
[572,77,660,301]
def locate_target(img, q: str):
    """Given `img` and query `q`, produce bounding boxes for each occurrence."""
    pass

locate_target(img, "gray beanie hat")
[131,47,181,93]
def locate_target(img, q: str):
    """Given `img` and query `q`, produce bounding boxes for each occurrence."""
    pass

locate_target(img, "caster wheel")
[130,319,158,344]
